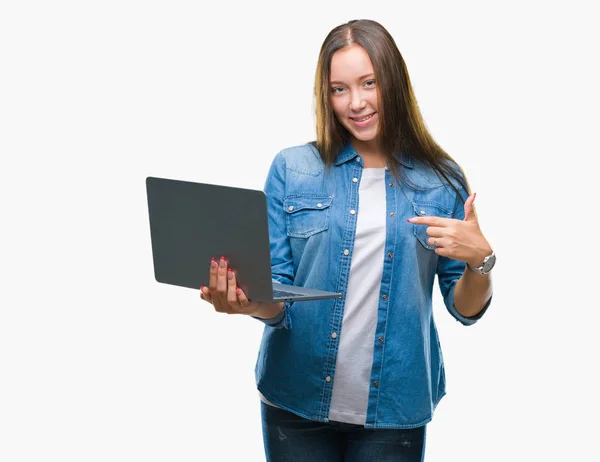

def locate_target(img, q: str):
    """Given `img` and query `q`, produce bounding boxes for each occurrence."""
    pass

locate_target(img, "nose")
[349,90,367,112]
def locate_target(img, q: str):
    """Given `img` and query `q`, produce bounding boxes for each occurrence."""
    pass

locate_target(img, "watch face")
[483,254,496,272]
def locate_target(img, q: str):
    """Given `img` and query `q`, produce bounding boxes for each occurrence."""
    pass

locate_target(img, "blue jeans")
[261,402,426,461]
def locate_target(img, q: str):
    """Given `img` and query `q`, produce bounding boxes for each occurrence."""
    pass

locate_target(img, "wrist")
[468,245,493,268]
[251,301,285,319]
[467,249,496,275]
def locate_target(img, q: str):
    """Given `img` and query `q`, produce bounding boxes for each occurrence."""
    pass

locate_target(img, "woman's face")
[329,44,380,145]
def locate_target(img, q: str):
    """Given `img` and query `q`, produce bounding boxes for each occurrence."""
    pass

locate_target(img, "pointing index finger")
[407,216,451,227]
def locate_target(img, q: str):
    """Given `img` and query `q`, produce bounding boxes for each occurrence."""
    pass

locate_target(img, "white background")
[1,1,598,461]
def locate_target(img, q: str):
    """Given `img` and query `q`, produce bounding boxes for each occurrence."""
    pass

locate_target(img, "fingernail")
[219,259,226,268]
[228,271,233,280]
[211,260,217,269]
[407,218,416,223]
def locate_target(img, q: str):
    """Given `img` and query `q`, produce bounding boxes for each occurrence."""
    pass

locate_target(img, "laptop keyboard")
[273,289,307,298]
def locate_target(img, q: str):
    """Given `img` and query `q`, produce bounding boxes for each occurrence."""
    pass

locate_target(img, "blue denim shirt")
[255,141,491,429]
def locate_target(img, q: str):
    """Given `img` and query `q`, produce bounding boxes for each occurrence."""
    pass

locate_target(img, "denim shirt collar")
[334,140,414,169]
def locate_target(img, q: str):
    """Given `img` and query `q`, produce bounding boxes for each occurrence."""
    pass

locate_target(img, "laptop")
[145,176,343,302]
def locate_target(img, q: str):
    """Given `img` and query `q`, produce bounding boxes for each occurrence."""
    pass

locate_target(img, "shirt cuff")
[450,294,493,326]
[251,302,291,329]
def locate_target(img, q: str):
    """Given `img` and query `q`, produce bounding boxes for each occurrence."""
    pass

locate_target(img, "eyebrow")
[329,73,375,85]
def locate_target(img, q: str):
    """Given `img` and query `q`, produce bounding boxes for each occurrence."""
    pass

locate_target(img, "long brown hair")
[314,19,469,199]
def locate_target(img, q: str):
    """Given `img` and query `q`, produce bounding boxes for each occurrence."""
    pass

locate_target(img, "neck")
[350,138,386,168]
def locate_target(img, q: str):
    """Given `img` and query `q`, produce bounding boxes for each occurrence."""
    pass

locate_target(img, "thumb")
[463,192,477,222]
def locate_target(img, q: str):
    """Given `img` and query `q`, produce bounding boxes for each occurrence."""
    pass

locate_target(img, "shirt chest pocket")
[284,195,333,238]
[412,201,453,250]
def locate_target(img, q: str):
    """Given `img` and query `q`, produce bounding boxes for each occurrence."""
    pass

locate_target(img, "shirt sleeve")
[251,152,295,329]
[251,300,293,329]
[436,189,492,326]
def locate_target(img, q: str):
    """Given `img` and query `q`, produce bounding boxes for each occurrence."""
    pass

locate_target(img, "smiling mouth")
[350,113,375,122]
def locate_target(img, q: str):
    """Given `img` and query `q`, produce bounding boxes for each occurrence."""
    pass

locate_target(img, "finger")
[425,226,445,238]
[200,286,213,303]
[407,216,453,227]
[464,192,476,222]
[216,256,228,294]
[208,258,218,290]
[434,246,451,258]
[429,235,450,248]
[227,268,239,306]
[236,287,252,312]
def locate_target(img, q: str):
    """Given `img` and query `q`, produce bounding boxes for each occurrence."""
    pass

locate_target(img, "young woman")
[201,19,494,462]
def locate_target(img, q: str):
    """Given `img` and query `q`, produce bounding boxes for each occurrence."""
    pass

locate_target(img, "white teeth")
[354,114,373,122]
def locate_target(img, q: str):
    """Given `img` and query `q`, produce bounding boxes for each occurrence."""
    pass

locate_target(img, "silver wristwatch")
[467,251,496,275]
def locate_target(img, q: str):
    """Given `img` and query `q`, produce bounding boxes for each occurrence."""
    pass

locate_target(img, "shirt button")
[389,182,394,187]
[389,212,395,217]
[350,210,356,215]
[356,157,361,162]
[352,177,358,183]
[317,203,323,208]
[288,206,294,211]
[326,376,332,382]
[378,336,384,343]
[343,249,350,256]
[420,210,426,215]
[331,332,337,339]
[382,294,388,301]
[373,381,379,387]
[387,252,393,258]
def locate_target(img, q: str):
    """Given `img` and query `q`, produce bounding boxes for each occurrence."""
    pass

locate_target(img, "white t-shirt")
[328,167,386,425]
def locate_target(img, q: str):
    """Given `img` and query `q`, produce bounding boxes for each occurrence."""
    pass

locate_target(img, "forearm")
[453,268,493,318]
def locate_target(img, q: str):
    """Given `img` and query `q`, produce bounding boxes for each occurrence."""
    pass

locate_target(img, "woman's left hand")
[407,193,492,267]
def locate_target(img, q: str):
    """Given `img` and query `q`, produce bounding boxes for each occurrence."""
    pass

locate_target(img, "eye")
[331,87,344,94]
[364,79,376,87]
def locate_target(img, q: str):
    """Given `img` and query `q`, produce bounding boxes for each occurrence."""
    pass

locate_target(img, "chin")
[351,130,379,143]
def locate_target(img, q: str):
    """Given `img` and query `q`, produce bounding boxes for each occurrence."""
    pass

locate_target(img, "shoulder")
[274,143,325,176]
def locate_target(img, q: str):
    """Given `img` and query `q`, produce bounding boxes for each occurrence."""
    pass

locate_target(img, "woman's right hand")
[199,257,284,319]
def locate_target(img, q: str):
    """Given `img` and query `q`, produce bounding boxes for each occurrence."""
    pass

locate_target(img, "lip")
[350,112,376,127]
